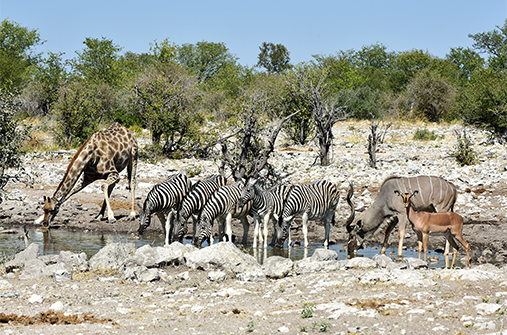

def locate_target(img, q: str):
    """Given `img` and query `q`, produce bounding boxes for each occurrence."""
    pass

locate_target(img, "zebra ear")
[136,201,143,210]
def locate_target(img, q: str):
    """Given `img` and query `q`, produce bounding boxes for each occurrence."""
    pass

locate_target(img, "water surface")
[0,227,454,268]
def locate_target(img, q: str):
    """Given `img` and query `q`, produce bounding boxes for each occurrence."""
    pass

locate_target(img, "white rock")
[50,301,64,312]
[475,303,501,315]
[28,294,43,304]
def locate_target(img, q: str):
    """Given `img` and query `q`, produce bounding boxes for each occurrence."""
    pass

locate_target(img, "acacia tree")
[0,19,43,93]
[257,42,292,74]
[131,62,202,156]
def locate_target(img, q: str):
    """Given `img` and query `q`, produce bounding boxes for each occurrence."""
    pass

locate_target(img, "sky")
[1,1,506,67]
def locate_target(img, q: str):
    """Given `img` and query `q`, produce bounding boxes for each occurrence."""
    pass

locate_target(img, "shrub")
[450,128,478,166]
[413,129,438,141]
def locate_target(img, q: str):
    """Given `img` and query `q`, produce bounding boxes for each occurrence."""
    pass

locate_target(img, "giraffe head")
[42,196,60,228]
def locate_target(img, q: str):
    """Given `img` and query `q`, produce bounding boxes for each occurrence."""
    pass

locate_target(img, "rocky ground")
[0,120,507,334]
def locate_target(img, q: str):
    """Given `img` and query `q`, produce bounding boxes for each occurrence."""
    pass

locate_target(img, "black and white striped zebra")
[274,179,342,249]
[137,172,192,245]
[193,180,252,247]
[238,178,290,248]
[173,174,228,242]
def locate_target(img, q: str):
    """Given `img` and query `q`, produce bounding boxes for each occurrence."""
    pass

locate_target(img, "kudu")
[395,190,470,268]
[347,175,457,257]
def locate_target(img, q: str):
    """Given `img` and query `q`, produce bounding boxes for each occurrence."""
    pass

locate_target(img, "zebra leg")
[262,214,270,249]
[252,214,260,248]
[156,212,167,240]
[302,212,309,248]
[225,213,233,242]
[323,211,333,249]
[240,217,249,245]
[164,210,175,246]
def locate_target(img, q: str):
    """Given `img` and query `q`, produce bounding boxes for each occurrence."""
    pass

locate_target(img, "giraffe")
[35,123,138,228]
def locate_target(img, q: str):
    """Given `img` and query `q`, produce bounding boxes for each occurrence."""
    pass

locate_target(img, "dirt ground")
[1,179,507,334]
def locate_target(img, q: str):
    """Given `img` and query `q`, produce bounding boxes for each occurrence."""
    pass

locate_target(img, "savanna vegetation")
[1,18,507,196]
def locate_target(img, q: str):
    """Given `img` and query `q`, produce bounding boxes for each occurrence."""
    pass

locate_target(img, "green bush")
[450,128,477,166]
[413,129,438,141]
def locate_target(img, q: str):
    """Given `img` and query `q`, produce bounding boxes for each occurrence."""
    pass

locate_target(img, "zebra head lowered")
[137,201,152,235]
[346,175,457,257]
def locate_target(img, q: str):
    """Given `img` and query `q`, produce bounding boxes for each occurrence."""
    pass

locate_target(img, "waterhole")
[0,227,456,268]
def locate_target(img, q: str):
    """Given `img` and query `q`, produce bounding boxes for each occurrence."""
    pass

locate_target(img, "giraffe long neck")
[52,140,94,204]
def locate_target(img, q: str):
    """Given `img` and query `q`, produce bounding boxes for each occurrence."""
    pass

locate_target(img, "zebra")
[137,172,192,246]
[172,174,228,243]
[193,180,252,247]
[238,178,290,249]
[275,180,353,249]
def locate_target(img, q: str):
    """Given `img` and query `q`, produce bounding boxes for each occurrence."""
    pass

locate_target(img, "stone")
[185,242,261,275]
[5,243,39,272]
[475,302,501,315]
[345,257,377,269]
[207,270,227,282]
[53,269,72,282]
[310,248,338,261]
[262,256,293,279]
[402,257,428,269]
[90,242,136,271]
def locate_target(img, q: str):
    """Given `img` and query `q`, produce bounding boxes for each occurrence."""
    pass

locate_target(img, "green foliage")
[0,19,43,92]
[413,129,438,141]
[312,321,333,333]
[335,86,384,120]
[301,302,315,319]
[177,41,238,83]
[468,19,507,70]
[407,69,456,122]
[24,51,68,116]
[257,42,292,74]
[456,68,507,140]
[246,320,254,332]
[72,37,123,87]
[450,128,478,166]
[130,62,202,157]
[0,90,29,201]
[51,80,106,148]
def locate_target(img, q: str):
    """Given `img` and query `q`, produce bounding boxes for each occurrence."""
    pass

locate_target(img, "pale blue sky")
[1,0,506,67]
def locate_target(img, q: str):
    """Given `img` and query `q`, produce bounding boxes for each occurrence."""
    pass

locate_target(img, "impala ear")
[411,190,419,198]
[394,190,400,196]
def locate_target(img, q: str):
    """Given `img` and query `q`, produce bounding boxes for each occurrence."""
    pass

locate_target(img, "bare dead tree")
[302,75,351,166]
[217,106,299,181]
[367,116,392,169]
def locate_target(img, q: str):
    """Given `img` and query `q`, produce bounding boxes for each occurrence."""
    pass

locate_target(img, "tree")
[131,62,201,156]
[51,80,105,148]
[406,69,457,122]
[216,89,298,181]
[0,90,29,202]
[24,51,68,116]
[301,71,351,166]
[456,68,507,142]
[445,47,485,83]
[257,42,292,74]
[177,41,238,83]
[72,37,123,86]
[468,19,507,70]
[0,19,43,92]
